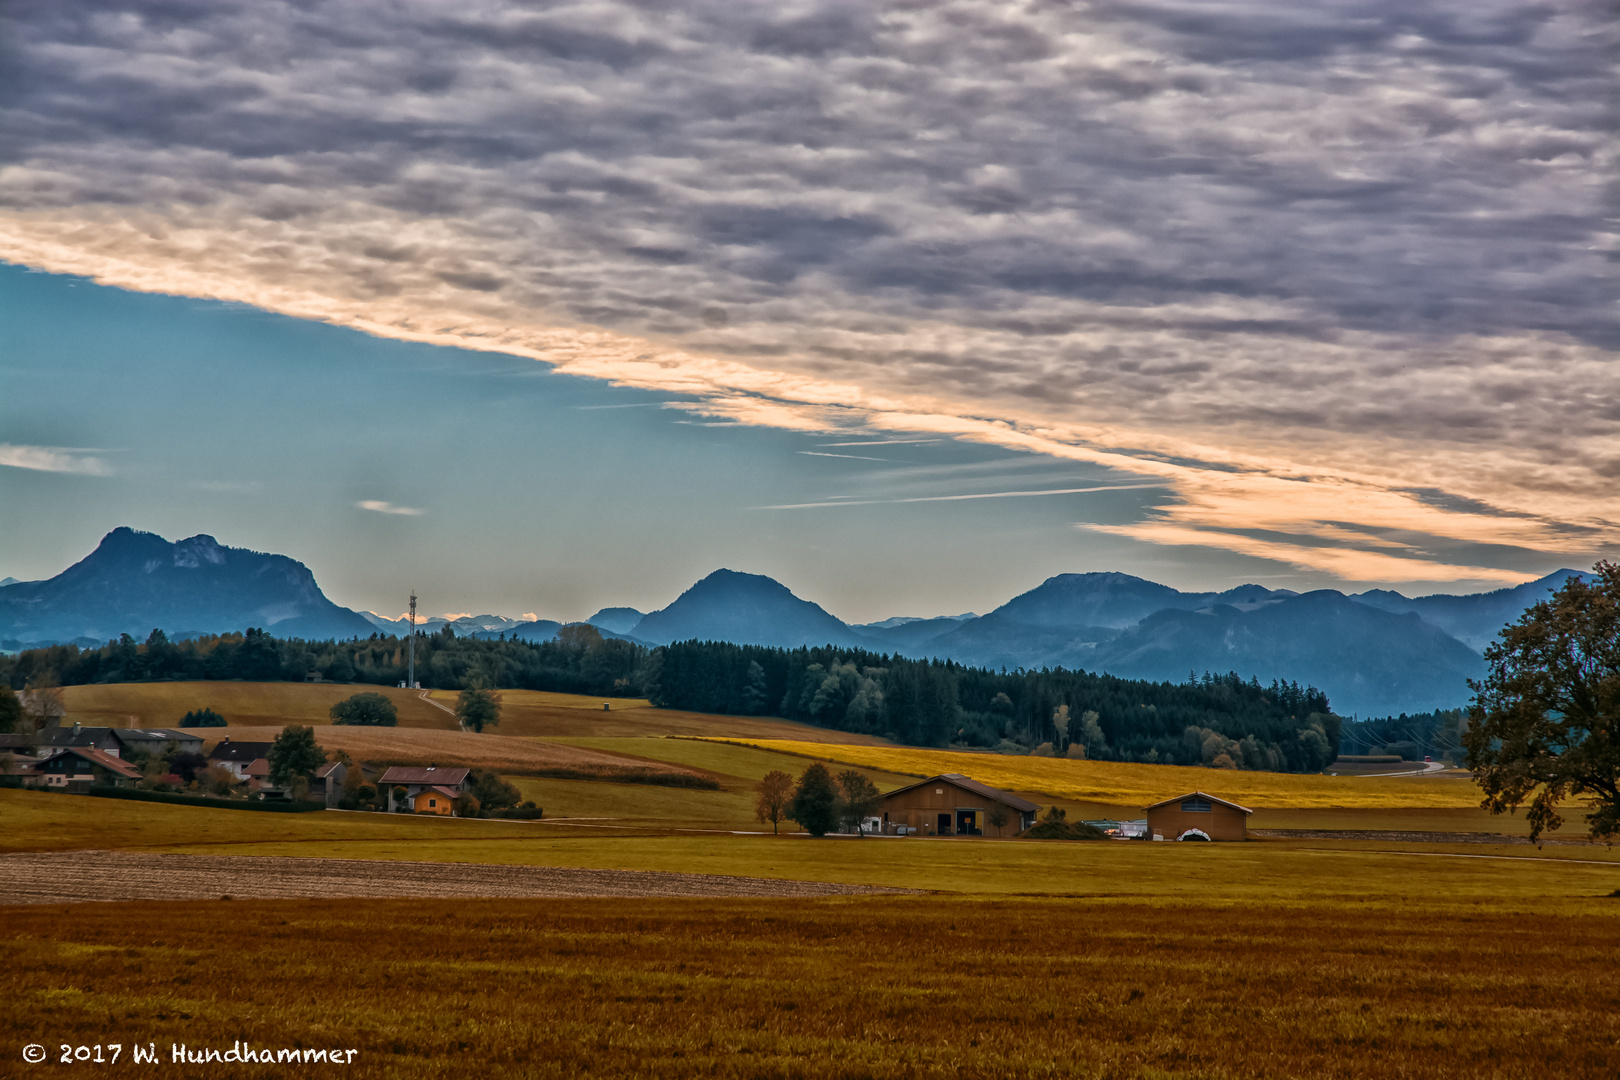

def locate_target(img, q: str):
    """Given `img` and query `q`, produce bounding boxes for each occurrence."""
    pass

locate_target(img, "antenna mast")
[407,592,417,689]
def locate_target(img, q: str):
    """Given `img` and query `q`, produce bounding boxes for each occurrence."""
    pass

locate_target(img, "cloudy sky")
[1,0,1615,622]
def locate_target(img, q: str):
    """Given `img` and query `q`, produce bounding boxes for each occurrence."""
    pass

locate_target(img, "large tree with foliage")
[1465,562,1619,841]
[789,762,839,837]
[267,725,327,795]
[467,767,521,812]
[754,769,795,835]
[180,707,227,728]
[329,692,398,726]
[457,680,500,733]
[834,770,883,836]
[0,683,22,734]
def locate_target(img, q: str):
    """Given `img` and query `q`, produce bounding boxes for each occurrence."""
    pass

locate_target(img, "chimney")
[73,721,82,736]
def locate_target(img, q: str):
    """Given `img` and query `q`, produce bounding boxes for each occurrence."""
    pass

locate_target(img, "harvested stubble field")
[5,894,1618,1079]
[213,724,716,784]
[716,739,1485,809]
[0,851,906,903]
[62,681,892,742]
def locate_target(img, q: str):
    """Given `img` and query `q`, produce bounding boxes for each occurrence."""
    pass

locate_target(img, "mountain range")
[0,527,1585,717]
[0,527,375,645]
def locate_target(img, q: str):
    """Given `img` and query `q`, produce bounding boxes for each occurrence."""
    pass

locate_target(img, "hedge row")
[87,786,328,813]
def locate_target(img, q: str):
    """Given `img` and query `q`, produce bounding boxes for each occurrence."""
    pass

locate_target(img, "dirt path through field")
[0,851,914,904]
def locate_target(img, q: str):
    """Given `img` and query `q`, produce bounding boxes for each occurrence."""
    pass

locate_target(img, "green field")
[4,788,1616,896]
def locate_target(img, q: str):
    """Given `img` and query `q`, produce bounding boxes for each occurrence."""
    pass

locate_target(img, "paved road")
[1359,761,1449,778]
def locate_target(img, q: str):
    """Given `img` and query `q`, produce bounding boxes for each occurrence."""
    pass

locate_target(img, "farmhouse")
[878,773,1039,837]
[1144,791,1252,841]
[37,722,123,757]
[208,738,275,780]
[413,786,460,815]
[28,747,142,791]
[378,765,470,812]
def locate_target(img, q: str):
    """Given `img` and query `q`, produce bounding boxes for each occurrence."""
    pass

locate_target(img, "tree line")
[0,623,642,698]
[1,626,1340,772]
[649,641,1340,772]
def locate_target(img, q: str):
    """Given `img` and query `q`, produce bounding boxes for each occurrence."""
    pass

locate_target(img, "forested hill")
[4,627,1340,773]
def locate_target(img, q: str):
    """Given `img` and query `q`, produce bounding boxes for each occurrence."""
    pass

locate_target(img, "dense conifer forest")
[2,627,1340,772]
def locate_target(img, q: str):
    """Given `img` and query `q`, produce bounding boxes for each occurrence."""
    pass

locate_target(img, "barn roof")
[379,765,470,786]
[1143,790,1254,815]
[112,728,200,746]
[32,746,143,780]
[208,740,275,763]
[880,773,1041,813]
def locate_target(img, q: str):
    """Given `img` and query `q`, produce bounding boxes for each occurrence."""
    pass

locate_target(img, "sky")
[0,0,1615,624]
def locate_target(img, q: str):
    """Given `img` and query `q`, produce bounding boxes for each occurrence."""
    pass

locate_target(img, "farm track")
[0,851,916,904]
[1251,828,1597,845]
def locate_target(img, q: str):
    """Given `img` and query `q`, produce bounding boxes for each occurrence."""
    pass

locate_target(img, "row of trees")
[1338,709,1467,761]
[0,623,642,699]
[753,764,882,838]
[0,626,1340,771]
[650,642,1340,772]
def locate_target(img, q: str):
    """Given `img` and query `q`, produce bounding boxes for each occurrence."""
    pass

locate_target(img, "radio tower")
[406,592,418,689]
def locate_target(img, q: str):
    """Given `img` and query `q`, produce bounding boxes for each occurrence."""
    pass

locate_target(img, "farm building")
[110,728,203,758]
[27,747,142,792]
[379,765,471,812]
[309,761,348,807]
[208,738,275,780]
[1144,791,1252,841]
[877,773,1039,837]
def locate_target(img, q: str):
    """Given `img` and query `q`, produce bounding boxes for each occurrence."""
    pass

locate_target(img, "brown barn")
[1144,791,1252,841]
[878,773,1039,837]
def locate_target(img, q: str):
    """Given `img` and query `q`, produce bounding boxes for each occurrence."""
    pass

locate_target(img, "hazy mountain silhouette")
[586,607,645,635]
[629,569,876,649]
[1082,592,1488,716]
[0,527,375,646]
[1352,570,1587,651]
[5,529,1585,717]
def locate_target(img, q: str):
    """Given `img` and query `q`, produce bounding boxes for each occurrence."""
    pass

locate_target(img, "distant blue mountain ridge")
[0,528,1587,717]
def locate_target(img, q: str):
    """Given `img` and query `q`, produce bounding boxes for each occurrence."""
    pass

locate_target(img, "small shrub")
[180,708,227,728]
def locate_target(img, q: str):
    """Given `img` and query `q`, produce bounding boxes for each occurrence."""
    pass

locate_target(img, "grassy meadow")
[712,738,1487,810]
[4,787,1617,896]
[59,681,887,742]
[6,894,1619,1080]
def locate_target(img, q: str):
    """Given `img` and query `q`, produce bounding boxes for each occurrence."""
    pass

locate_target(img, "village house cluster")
[5,722,1250,839]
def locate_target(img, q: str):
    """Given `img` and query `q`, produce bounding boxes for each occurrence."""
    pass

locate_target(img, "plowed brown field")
[214,724,713,780]
[0,851,910,903]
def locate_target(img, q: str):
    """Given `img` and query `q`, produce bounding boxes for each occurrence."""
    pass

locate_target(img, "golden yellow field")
[7,893,1617,1080]
[711,739,1486,809]
[61,681,889,742]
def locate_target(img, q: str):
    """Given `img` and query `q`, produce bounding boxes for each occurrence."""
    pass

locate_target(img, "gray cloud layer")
[2,0,1615,580]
